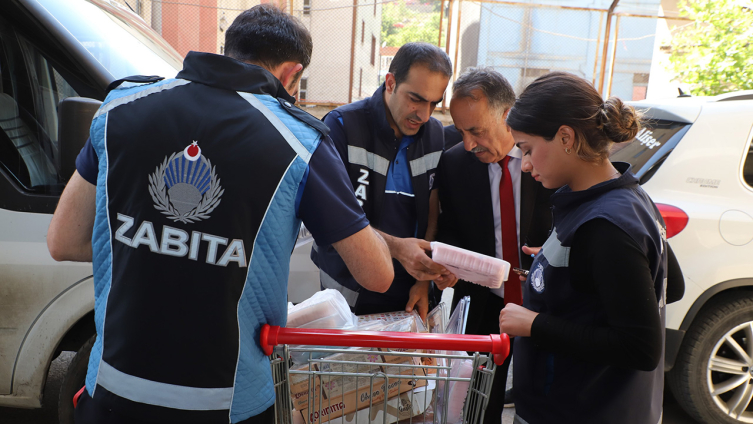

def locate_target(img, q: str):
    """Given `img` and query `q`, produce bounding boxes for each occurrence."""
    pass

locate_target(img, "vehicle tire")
[668,292,753,423]
[58,334,95,424]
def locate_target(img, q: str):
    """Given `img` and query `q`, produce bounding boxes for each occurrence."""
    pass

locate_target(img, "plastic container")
[430,242,510,289]
[287,289,358,330]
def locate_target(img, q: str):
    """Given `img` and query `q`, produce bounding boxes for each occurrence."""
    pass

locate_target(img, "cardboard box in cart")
[294,388,435,424]
[298,379,429,424]
[290,352,384,410]
[290,368,322,411]
[291,353,429,423]
[379,348,438,373]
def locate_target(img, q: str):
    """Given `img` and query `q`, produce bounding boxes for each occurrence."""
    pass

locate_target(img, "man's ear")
[279,62,304,91]
[501,108,511,125]
[384,73,396,95]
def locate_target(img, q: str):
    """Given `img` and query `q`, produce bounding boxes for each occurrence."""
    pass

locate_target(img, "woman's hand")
[520,245,541,281]
[521,245,541,256]
[499,303,539,337]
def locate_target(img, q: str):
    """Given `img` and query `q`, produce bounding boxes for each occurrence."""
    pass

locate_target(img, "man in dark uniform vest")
[47,5,393,424]
[436,68,555,424]
[311,42,457,319]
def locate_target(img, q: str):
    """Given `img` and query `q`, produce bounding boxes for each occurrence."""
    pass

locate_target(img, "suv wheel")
[669,292,753,423]
[58,335,95,424]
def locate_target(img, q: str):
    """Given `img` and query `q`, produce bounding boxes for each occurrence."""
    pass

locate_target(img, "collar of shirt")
[506,145,523,161]
[487,145,523,178]
[176,51,295,103]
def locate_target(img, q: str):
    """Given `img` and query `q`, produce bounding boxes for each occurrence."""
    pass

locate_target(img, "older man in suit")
[435,67,555,424]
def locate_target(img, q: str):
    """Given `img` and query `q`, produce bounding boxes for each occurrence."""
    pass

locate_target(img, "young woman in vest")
[499,71,667,424]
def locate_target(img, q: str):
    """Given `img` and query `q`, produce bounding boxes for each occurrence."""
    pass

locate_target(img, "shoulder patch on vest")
[277,98,330,137]
[542,228,570,268]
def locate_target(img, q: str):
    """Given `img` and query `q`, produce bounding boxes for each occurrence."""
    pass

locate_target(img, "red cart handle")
[260,324,510,366]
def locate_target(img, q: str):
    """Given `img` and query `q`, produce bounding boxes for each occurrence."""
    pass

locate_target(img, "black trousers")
[74,390,275,424]
[472,294,514,424]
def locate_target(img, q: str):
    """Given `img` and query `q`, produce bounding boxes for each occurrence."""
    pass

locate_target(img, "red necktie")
[500,156,522,305]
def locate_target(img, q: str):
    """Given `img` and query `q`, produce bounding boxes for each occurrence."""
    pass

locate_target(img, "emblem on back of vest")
[114,142,246,268]
[148,141,224,224]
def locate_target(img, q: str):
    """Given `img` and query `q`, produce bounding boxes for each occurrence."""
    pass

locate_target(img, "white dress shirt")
[488,146,522,298]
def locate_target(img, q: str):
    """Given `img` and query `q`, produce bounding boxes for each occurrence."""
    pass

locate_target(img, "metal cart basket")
[260,325,510,424]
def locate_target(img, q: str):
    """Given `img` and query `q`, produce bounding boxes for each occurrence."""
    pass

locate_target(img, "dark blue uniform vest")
[514,164,667,424]
[86,53,328,423]
[310,85,444,311]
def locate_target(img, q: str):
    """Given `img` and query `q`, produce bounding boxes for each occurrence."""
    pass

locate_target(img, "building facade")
[449,0,661,100]
[295,0,382,104]
[114,0,381,105]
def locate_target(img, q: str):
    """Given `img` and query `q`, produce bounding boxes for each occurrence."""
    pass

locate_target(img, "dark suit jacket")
[437,126,555,335]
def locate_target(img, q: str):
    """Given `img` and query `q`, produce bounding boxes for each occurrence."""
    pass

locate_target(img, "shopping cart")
[260,324,510,424]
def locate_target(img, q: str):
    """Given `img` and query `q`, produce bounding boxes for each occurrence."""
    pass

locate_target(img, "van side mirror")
[58,97,101,182]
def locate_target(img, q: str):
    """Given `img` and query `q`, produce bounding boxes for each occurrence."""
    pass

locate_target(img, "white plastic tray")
[430,242,510,289]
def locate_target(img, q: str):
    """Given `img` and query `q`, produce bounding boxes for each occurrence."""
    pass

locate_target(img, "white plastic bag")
[287,289,358,330]
[286,289,359,366]
[446,358,474,423]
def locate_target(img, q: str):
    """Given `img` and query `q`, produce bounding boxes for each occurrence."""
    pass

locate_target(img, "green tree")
[669,0,753,96]
[381,1,442,47]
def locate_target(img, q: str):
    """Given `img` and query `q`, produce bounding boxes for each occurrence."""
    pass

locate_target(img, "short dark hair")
[224,5,313,70]
[452,67,515,116]
[507,71,641,162]
[388,42,452,86]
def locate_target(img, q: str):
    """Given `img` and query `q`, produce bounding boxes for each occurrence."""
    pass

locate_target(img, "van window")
[40,0,182,80]
[0,30,77,192]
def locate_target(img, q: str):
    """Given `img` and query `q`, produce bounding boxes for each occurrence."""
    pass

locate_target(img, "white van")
[0,1,318,423]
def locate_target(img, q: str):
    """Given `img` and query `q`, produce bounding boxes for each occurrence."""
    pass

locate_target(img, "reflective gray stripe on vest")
[348,146,390,176]
[97,360,233,410]
[409,151,442,177]
[541,228,570,268]
[94,79,191,118]
[320,269,359,307]
[237,92,312,163]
